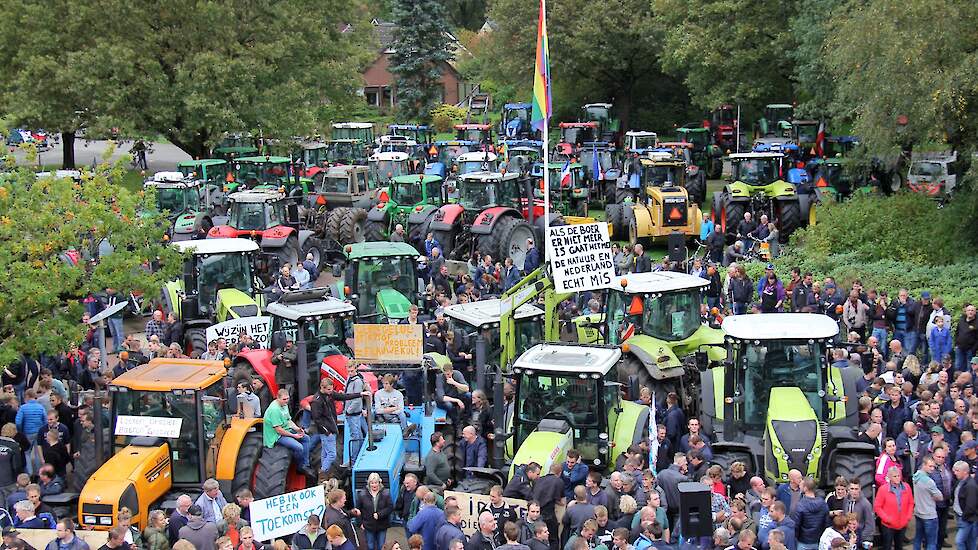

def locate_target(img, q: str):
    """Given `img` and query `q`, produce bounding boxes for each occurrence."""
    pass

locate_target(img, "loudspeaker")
[667,232,687,263]
[678,481,713,539]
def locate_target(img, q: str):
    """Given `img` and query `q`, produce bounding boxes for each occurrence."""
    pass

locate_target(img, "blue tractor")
[499,103,535,140]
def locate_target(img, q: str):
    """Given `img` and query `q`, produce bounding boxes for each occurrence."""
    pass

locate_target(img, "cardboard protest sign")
[547,223,615,293]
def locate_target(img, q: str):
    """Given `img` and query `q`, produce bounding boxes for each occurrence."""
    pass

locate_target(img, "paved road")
[9,138,192,171]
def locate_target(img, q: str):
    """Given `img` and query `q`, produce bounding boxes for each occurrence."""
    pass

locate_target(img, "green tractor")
[331,122,375,145]
[757,104,794,139]
[531,161,589,217]
[792,120,821,157]
[163,239,265,354]
[596,271,725,406]
[582,103,621,143]
[677,126,723,179]
[712,152,812,242]
[333,241,423,323]
[364,174,446,244]
[177,159,229,194]
[142,172,222,241]
[700,314,876,493]
[325,139,369,166]
[212,134,260,161]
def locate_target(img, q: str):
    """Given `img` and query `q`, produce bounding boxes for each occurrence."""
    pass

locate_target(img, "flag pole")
[541,0,550,267]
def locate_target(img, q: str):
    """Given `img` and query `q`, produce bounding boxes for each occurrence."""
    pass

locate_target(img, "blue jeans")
[733,302,748,315]
[957,516,978,550]
[893,329,909,349]
[872,327,889,353]
[904,331,920,355]
[377,412,408,431]
[310,433,337,473]
[956,347,975,373]
[915,517,938,550]
[365,529,386,550]
[108,317,124,352]
[274,434,311,467]
[797,543,819,550]
[346,413,367,465]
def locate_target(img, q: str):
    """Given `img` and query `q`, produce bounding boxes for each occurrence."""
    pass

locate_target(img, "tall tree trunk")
[61,131,76,169]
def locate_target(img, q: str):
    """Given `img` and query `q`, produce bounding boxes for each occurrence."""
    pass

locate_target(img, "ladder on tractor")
[458,84,491,123]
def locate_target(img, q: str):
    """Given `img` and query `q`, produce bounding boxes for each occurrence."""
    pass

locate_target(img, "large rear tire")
[273,235,300,270]
[605,203,625,240]
[482,216,535,271]
[187,328,207,356]
[711,449,755,478]
[617,354,653,401]
[231,430,263,497]
[830,451,875,502]
[777,199,801,242]
[364,220,386,242]
[253,445,292,500]
[432,227,458,260]
[338,208,368,244]
[300,237,325,274]
[718,194,745,242]
[686,174,707,205]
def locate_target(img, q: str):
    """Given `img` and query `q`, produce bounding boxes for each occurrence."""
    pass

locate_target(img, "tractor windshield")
[715,109,736,126]
[371,160,408,183]
[355,256,417,315]
[681,131,709,148]
[911,162,945,177]
[457,129,487,142]
[111,389,203,484]
[179,163,227,186]
[795,125,818,144]
[274,317,352,371]
[392,181,423,204]
[642,289,702,341]
[643,165,683,187]
[580,150,614,172]
[739,339,824,428]
[768,107,793,122]
[229,202,269,230]
[235,162,289,186]
[156,187,192,214]
[459,179,498,209]
[630,135,658,151]
[518,373,600,427]
[562,127,589,146]
[319,175,353,193]
[436,145,469,165]
[326,142,358,164]
[458,159,496,175]
[584,106,609,124]
[302,147,326,167]
[734,159,779,185]
[197,253,254,314]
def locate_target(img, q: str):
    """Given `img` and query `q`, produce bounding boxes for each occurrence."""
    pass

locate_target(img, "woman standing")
[358,473,393,550]
[218,503,249,547]
[758,266,785,313]
[143,510,171,550]
[875,438,902,487]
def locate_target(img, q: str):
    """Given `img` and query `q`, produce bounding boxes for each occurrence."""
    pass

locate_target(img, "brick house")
[359,19,475,112]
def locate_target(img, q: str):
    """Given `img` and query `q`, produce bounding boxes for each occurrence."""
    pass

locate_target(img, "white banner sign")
[115,415,183,438]
[251,485,326,541]
[547,222,615,293]
[206,316,271,348]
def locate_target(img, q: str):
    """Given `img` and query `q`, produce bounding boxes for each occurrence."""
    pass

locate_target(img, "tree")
[444,0,489,31]
[0,1,375,160]
[389,0,455,122]
[653,0,799,111]
[787,0,849,118]
[0,149,182,366]
[823,0,978,154]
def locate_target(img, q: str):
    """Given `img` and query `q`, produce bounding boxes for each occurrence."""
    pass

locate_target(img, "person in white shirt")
[373,374,415,437]
[293,262,312,289]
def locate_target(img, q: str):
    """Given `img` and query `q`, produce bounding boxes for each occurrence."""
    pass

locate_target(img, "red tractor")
[453,124,493,148]
[428,171,562,270]
[556,122,598,157]
[708,104,739,153]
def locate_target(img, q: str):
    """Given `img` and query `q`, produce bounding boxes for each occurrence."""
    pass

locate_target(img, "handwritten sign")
[446,491,565,536]
[115,415,183,438]
[353,324,423,364]
[547,223,615,293]
[206,316,271,348]
[251,485,326,541]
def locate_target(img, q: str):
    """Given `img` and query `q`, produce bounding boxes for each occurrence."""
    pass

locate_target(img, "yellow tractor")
[77,359,290,530]
[622,153,702,246]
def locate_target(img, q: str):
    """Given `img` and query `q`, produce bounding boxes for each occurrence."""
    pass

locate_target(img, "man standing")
[144,310,166,342]
[790,478,826,550]
[167,494,192,544]
[468,511,499,550]
[406,492,444,550]
[293,261,311,289]
[310,377,367,478]
[487,485,518,545]
[791,273,815,312]
[874,467,914,550]
[45,519,89,550]
[343,363,368,465]
[953,460,978,550]
[433,506,467,550]
[524,239,540,274]
[914,456,943,550]
[459,426,487,476]
[842,479,875,547]
[262,389,314,477]
[425,432,452,492]
[956,305,978,373]
[561,450,589,501]
[194,478,227,525]
[532,463,565,550]
[178,505,218,550]
[657,453,688,533]
[929,446,953,550]
[390,224,406,243]
[886,289,919,352]
[632,244,652,274]
[504,462,540,501]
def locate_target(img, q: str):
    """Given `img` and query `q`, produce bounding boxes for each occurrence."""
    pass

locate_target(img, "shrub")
[429,104,467,133]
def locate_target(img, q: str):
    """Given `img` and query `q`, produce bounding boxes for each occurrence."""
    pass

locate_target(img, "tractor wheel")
[686,174,707,205]
[710,449,755,477]
[605,204,625,240]
[364,220,386,242]
[617,354,654,401]
[300,237,325,275]
[709,158,723,180]
[627,210,651,248]
[777,200,801,243]
[604,183,616,206]
[253,445,292,500]
[187,328,207,356]
[574,199,588,217]
[615,188,632,203]
[324,209,343,242]
[718,194,745,242]
[432,226,458,260]
[798,194,815,228]
[881,171,904,195]
[338,208,367,244]
[483,216,535,271]
[829,451,875,501]
[231,430,263,497]
[274,236,300,270]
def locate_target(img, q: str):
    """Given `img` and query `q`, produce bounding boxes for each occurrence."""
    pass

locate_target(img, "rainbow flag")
[530,0,551,131]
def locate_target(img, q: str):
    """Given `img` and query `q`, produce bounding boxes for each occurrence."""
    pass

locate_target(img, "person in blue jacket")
[561,449,589,500]
[928,315,953,364]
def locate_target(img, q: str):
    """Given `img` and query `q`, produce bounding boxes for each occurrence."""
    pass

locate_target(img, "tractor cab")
[309,164,375,209]
[509,343,649,474]
[178,159,229,189]
[582,103,620,142]
[388,174,443,207]
[296,141,328,175]
[760,104,794,138]
[455,151,499,177]
[702,314,872,489]
[144,173,201,217]
[454,124,493,145]
[557,122,598,155]
[456,171,526,213]
[388,124,433,147]
[369,151,412,188]
[625,131,659,154]
[376,134,418,155]
[503,142,545,174]
[792,120,820,150]
[168,239,262,325]
[432,141,474,166]
[326,139,368,166]
[215,190,298,235]
[229,156,295,191]
[636,155,686,190]
[213,134,260,161]
[500,103,533,140]
[79,359,264,530]
[530,161,588,216]
[332,122,375,145]
[337,242,423,323]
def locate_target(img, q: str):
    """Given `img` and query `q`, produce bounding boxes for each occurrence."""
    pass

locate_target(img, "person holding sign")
[262,389,315,478]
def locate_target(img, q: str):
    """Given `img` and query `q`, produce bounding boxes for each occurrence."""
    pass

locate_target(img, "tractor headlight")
[100,517,113,525]
[594,458,602,466]
[599,432,608,440]
[83,516,96,524]
[807,453,814,461]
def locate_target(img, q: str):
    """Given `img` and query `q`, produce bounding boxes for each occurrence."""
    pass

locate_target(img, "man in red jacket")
[874,466,914,550]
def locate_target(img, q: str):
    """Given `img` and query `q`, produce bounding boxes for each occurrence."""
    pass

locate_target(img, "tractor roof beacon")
[701,313,876,496]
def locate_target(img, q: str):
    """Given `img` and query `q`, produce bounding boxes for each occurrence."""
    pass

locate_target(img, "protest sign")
[115,415,183,438]
[446,491,564,535]
[547,222,615,293]
[251,485,326,541]
[354,324,423,363]
[206,316,271,348]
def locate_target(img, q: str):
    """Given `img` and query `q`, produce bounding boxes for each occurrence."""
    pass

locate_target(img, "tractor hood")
[509,426,573,480]
[376,287,411,320]
[215,288,260,322]
[78,443,173,529]
[173,212,199,235]
[728,179,794,198]
[766,386,821,482]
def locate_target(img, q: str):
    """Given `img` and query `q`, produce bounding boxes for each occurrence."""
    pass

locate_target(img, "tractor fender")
[172,212,200,236]
[508,427,573,481]
[207,225,239,239]
[234,350,278,393]
[163,281,182,318]
[366,204,388,223]
[408,204,440,226]
[725,182,756,199]
[215,416,263,487]
[769,180,796,197]
[630,204,656,236]
[623,334,683,379]
[429,204,465,231]
[296,229,316,250]
[257,226,296,248]
[679,325,727,362]
[471,207,521,235]
[613,400,650,453]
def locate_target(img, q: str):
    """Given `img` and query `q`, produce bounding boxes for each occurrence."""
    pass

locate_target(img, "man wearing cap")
[819,283,844,321]
[178,505,218,550]
[962,441,978,475]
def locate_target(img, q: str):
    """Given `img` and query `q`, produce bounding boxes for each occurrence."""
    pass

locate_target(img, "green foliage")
[0,151,181,366]
[389,0,455,122]
[443,0,489,31]
[0,1,376,159]
[788,0,847,118]
[429,104,468,133]
[823,0,978,153]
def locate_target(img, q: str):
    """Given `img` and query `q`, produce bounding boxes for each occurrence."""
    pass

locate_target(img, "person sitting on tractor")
[373,374,416,437]
[435,363,470,428]
[262,389,315,478]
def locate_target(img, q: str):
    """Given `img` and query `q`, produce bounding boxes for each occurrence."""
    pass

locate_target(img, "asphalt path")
[8,138,191,171]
